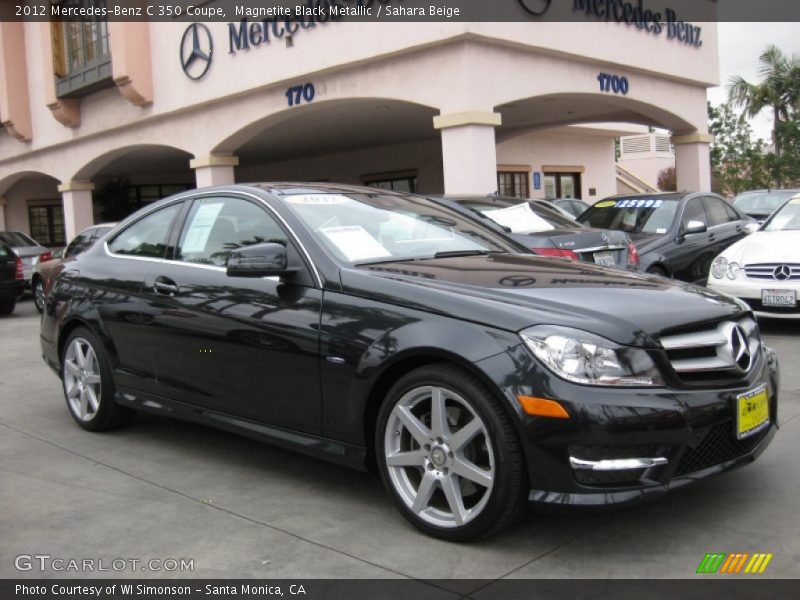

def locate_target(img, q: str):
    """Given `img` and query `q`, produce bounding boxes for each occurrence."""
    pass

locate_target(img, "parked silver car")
[0,231,54,289]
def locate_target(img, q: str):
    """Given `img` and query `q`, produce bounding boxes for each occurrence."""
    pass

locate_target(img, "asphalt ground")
[1,298,798,583]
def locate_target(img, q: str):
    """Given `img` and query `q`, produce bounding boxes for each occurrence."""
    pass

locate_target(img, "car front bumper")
[708,277,800,319]
[478,343,780,508]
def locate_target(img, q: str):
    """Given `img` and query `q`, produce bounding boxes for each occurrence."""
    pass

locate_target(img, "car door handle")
[153,277,179,296]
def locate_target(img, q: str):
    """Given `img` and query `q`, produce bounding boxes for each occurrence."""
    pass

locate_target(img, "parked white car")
[708,195,800,319]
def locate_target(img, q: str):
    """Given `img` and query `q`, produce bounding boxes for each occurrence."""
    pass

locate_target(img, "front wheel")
[61,327,136,431]
[376,364,527,541]
[32,277,45,313]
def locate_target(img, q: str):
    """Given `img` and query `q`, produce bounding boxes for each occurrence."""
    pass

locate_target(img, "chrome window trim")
[103,189,323,287]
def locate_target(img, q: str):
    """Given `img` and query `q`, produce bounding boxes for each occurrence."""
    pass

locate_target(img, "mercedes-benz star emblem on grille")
[773,264,792,281]
[727,325,752,372]
[180,23,213,80]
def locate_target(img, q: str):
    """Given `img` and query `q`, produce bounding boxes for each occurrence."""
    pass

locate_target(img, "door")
[665,196,712,283]
[141,195,323,434]
[702,195,747,257]
[94,201,184,395]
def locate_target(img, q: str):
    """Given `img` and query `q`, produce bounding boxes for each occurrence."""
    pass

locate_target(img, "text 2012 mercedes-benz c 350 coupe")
[40,183,779,541]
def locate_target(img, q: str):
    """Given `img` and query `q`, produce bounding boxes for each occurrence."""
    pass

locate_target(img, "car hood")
[341,254,745,347]
[718,230,800,264]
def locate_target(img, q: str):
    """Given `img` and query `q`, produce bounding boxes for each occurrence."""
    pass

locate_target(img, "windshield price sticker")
[615,199,663,209]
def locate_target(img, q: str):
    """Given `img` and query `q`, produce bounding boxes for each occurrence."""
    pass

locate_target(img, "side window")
[108,203,181,258]
[681,198,707,229]
[176,197,288,267]
[723,201,741,222]
[702,197,733,227]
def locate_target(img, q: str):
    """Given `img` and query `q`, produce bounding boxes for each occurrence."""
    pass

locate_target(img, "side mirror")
[744,222,760,234]
[682,220,707,236]
[226,243,295,278]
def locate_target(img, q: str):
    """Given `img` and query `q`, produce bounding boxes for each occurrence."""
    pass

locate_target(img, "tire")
[61,327,136,431]
[0,298,15,315]
[32,277,45,313]
[647,265,668,278]
[376,363,528,542]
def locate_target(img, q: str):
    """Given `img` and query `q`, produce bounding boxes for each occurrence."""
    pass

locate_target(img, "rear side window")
[108,204,181,258]
[0,245,10,258]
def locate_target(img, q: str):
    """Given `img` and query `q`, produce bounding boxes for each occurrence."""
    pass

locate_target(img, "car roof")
[248,182,411,197]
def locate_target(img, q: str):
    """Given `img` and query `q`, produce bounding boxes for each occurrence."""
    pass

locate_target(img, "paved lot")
[1,298,799,584]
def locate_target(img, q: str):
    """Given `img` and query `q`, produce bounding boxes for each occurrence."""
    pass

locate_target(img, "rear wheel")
[376,364,527,541]
[61,327,136,431]
[0,298,15,315]
[647,265,668,278]
[32,277,45,313]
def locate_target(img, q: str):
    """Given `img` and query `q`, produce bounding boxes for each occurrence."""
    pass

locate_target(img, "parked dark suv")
[580,192,752,283]
[41,183,778,541]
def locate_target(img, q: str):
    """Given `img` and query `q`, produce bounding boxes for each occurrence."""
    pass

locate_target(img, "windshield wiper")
[431,250,505,259]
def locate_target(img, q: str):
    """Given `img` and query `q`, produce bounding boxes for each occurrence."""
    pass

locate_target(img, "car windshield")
[734,190,798,213]
[763,197,800,231]
[0,231,38,247]
[282,192,519,265]
[579,198,680,234]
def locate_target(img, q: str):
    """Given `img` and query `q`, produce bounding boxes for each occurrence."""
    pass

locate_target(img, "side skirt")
[115,387,368,471]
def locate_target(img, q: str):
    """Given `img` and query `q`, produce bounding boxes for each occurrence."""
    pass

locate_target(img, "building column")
[58,181,95,242]
[0,198,6,230]
[434,111,501,195]
[190,155,239,188]
[673,132,714,193]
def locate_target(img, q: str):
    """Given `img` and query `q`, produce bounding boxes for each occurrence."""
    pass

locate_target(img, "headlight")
[711,257,728,279]
[726,262,741,280]
[520,326,664,387]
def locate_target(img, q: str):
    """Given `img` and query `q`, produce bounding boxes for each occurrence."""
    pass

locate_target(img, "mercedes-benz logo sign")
[180,23,213,80]
[500,275,537,287]
[726,324,752,372]
[773,264,792,281]
[516,0,553,17]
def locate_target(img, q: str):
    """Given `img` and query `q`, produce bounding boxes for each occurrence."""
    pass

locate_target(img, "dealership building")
[0,12,717,245]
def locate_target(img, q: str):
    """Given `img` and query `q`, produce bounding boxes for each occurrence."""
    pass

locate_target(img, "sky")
[709,23,800,142]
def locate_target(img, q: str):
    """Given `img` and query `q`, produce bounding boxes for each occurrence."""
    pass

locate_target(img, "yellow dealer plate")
[736,385,770,440]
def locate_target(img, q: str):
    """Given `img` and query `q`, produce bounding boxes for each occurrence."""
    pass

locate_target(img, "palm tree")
[728,45,800,169]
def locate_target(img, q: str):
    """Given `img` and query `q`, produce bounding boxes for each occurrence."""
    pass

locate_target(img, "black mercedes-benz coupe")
[41,183,779,541]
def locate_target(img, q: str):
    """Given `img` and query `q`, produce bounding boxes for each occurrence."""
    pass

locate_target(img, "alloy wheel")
[63,337,102,422]
[384,385,495,528]
[34,280,45,312]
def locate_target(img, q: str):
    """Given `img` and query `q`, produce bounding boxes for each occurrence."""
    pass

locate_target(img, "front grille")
[744,263,800,281]
[659,317,760,385]
[674,421,769,476]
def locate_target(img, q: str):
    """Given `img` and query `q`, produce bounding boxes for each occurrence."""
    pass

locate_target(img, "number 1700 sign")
[597,73,630,95]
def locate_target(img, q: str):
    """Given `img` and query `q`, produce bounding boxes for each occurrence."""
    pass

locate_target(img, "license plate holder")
[736,385,770,440]
[761,289,796,308]
[593,251,615,267]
